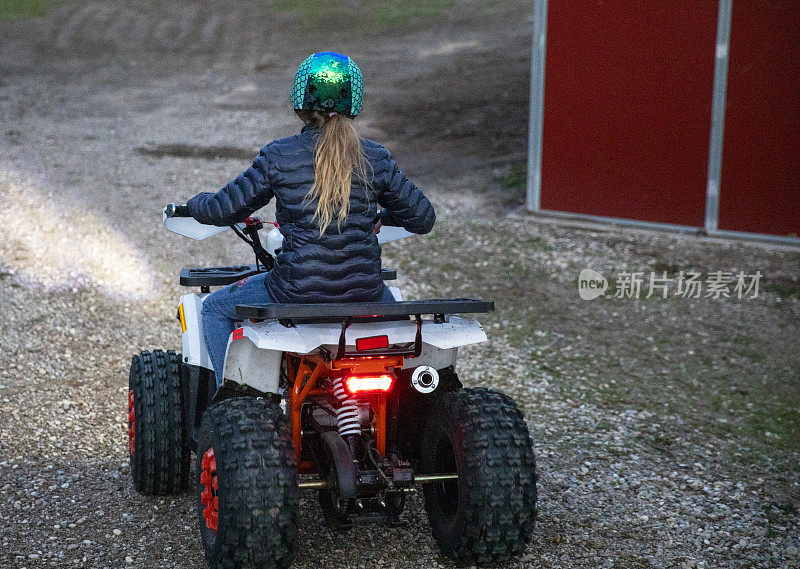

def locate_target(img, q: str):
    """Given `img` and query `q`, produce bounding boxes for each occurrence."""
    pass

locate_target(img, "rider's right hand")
[165,204,191,218]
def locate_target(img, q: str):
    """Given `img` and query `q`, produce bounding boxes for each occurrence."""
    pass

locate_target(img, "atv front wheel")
[129,349,190,494]
[421,387,537,564]
[197,397,299,569]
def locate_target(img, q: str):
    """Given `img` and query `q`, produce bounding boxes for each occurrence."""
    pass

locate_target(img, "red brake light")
[355,335,389,351]
[345,374,394,394]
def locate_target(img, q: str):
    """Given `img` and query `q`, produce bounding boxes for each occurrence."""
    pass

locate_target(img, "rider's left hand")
[372,221,382,234]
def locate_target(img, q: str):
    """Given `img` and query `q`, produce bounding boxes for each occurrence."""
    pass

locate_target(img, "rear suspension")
[332,377,362,439]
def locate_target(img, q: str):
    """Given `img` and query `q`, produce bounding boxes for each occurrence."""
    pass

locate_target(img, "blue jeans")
[202,274,397,385]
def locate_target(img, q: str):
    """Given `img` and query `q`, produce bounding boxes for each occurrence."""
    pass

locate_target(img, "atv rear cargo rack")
[181,265,397,288]
[234,298,494,322]
[235,298,495,359]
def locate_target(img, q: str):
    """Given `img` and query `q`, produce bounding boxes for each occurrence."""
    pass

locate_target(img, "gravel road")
[1,2,798,568]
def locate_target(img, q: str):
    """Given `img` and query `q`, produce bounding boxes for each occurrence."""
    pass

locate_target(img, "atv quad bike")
[127,205,537,569]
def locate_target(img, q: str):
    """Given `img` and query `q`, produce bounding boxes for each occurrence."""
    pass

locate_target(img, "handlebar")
[165,203,191,218]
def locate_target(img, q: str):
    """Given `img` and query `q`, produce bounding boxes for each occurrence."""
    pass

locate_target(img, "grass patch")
[520,237,554,252]
[763,277,800,299]
[737,369,800,452]
[273,0,454,30]
[495,163,527,190]
[0,0,50,21]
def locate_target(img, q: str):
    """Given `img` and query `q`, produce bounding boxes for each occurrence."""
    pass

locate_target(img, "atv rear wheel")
[129,349,190,494]
[196,397,299,569]
[421,387,537,564]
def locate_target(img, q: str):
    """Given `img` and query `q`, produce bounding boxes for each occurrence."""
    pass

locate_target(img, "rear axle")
[298,473,458,490]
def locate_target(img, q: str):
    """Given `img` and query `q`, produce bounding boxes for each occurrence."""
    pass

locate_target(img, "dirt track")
[1,2,799,568]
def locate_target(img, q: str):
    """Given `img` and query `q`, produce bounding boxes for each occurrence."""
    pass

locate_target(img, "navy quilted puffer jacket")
[187,125,435,303]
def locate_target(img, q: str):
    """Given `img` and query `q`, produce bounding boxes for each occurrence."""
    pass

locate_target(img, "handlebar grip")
[165,204,191,218]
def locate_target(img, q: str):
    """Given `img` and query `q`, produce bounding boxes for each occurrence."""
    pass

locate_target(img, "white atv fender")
[179,292,213,370]
[221,315,488,394]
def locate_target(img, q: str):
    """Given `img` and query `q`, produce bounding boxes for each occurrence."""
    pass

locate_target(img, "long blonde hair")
[298,110,370,234]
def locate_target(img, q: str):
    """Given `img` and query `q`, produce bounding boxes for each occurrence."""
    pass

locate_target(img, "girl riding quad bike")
[127,52,537,569]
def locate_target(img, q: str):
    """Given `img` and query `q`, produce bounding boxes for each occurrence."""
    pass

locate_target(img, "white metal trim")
[709,228,800,248]
[705,0,733,233]
[526,0,548,212]
[528,208,800,248]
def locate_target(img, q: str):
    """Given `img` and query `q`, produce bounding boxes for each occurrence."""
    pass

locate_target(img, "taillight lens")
[344,374,394,394]
[355,335,389,351]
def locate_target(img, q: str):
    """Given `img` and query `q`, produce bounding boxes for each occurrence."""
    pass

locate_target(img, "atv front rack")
[180,265,261,287]
[181,265,397,288]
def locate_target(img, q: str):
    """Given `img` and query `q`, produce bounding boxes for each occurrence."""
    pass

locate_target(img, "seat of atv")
[181,265,397,287]
[234,298,494,323]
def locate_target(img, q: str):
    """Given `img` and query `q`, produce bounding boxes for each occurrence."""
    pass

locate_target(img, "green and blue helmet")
[292,52,364,117]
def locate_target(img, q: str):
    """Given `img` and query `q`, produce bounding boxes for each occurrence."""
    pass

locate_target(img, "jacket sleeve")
[187,148,274,226]
[377,153,435,234]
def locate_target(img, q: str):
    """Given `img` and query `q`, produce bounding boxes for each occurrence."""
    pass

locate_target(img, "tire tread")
[129,349,189,494]
[198,397,299,569]
[422,387,537,564]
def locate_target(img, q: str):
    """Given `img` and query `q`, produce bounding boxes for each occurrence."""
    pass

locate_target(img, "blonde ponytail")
[298,111,370,234]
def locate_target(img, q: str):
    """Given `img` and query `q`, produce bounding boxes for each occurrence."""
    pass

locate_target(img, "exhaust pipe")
[411,365,439,393]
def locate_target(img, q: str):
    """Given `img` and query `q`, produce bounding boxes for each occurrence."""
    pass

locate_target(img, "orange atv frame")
[286,353,402,474]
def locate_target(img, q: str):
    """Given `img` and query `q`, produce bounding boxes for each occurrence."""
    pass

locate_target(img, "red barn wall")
[718,1,800,237]
[540,1,718,226]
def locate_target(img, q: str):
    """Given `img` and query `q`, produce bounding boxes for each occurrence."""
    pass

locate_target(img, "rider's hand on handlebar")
[372,220,382,234]
[165,204,191,218]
